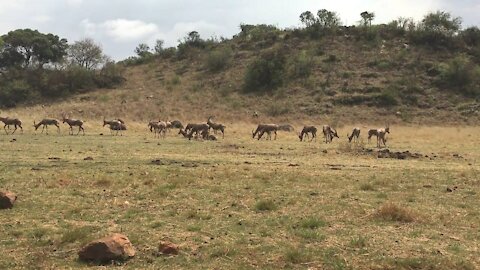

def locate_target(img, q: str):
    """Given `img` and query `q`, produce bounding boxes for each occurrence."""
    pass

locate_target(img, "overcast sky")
[1,0,479,60]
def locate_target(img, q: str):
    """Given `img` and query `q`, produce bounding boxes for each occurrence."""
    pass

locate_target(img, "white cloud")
[80,19,97,36]
[101,19,159,42]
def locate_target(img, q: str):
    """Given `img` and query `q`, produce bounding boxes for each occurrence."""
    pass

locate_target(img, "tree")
[317,9,341,29]
[461,27,480,47]
[0,29,68,69]
[68,38,105,70]
[360,11,375,27]
[421,11,462,36]
[183,31,204,47]
[299,11,316,28]
[154,39,164,54]
[134,43,151,58]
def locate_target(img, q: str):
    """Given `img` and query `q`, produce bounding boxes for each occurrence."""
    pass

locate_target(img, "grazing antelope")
[34,119,60,134]
[186,123,210,140]
[207,116,226,138]
[201,129,217,141]
[299,126,317,142]
[348,127,361,143]
[322,125,339,143]
[0,117,23,134]
[178,128,192,139]
[62,114,85,135]
[252,124,279,140]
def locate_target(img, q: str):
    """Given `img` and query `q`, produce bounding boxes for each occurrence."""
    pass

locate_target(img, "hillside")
[3,25,480,126]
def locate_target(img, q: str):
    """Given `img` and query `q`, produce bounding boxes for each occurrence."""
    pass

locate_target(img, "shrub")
[290,50,314,79]
[205,47,232,72]
[374,202,417,222]
[438,55,480,96]
[376,88,398,107]
[254,199,277,212]
[243,48,286,92]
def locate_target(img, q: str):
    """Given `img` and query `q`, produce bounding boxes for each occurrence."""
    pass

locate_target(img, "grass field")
[0,124,479,269]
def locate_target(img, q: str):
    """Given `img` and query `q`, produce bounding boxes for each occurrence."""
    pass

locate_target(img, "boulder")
[0,191,17,209]
[78,233,135,262]
[158,241,179,255]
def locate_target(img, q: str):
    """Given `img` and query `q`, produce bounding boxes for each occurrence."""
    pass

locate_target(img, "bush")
[205,47,232,72]
[374,202,417,223]
[438,55,480,96]
[290,50,314,78]
[243,48,286,92]
[376,88,398,107]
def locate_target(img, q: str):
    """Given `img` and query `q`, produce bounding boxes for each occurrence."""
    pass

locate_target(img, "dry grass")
[0,124,479,269]
[374,202,418,223]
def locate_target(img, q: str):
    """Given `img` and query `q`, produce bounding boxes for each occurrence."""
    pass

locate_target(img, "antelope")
[108,121,127,136]
[148,120,158,132]
[201,129,217,141]
[207,116,226,138]
[368,125,390,144]
[103,118,125,135]
[348,127,361,143]
[376,125,390,148]
[186,123,210,140]
[62,114,85,135]
[178,128,192,139]
[322,125,339,143]
[0,117,23,134]
[151,121,167,138]
[252,124,279,140]
[169,120,184,129]
[34,119,60,134]
[299,126,317,142]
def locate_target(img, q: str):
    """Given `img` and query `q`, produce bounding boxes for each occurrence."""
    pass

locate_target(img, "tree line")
[0,29,124,107]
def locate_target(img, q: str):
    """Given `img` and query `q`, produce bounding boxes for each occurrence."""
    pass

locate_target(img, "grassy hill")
[3,24,480,126]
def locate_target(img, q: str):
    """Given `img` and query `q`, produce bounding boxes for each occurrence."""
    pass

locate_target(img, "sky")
[0,0,479,60]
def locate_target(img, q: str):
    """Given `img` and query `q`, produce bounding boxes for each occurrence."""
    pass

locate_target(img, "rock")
[84,157,94,161]
[0,191,17,209]
[78,233,135,262]
[447,187,453,192]
[158,241,179,256]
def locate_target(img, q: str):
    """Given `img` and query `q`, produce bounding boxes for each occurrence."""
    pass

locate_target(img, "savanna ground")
[0,123,479,269]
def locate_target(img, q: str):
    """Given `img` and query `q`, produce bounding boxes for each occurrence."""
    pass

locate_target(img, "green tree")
[0,29,67,69]
[134,43,152,58]
[244,48,286,92]
[421,11,461,36]
[317,9,341,29]
[299,11,316,27]
[68,38,106,70]
[154,39,164,53]
[360,11,375,27]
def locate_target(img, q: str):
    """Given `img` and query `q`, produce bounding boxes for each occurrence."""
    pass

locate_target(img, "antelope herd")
[0,114,392,148]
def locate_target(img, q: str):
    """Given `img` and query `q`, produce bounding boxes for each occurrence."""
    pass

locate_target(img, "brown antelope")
[62,114,85,135]
[368,125,390,144]
[186,123,210,140]
[178,128,192,139]
[299,126,317,142]
[34,119,60,134]
[103,118,125,136]
[169,120,184,129]
[376,125,390,148]
[207,116,226,138]
[151,121,168,138]
[109,121,127,136]
[322,125,339,143]
[0,116,23,134]
[252,124,279,140]
[348,127,361,143]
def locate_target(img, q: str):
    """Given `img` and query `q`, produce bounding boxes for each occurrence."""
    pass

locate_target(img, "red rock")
[78,233,135,262]
[0,191,17,209]
[158,241,179,255]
